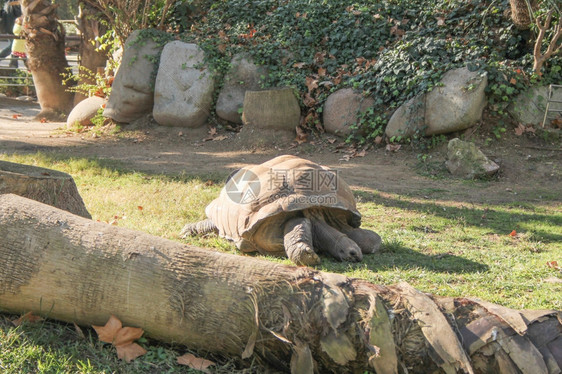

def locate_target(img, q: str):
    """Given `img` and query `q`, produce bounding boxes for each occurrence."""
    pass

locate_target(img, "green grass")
[0,152,560,372]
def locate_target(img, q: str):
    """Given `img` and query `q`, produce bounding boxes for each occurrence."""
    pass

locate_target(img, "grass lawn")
[1,152,560,373]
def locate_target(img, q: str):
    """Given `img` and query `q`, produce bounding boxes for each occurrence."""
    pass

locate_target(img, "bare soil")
[0,97,560,205]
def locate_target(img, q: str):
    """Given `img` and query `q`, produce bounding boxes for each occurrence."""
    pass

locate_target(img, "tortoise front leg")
[341,227,382,254]
[180,219,218,238]
[283,217,321,266]
[311,219,363,262]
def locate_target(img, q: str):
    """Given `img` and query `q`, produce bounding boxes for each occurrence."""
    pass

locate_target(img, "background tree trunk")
[21,0,74,120]
[74,2,109,105]
[509,0,537,30]
[0,194,560,374]
[0,161,91,218]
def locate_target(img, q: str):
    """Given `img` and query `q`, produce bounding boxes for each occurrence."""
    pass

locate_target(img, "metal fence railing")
[0,30,81,94]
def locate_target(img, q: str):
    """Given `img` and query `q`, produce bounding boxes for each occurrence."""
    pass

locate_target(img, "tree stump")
[0,194,560,374]
[0,161,91,218]
[242,87,300,131]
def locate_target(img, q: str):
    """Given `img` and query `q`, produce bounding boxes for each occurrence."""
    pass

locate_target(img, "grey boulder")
[386,67,487,138]
[445,138,499,179]
[104,30,164,123]
[153,41,214,128]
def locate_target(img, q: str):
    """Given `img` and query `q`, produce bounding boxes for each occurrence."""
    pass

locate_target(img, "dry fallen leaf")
[12,114,21,119]
[40,117,48,123]
[509,230,517,237]
[12,311,43,326]
[137,206,143,211]
[514,124,525,136]
[355,149,366,157]
[73,322,86,339]
[93,315,122,343]
[93,315,147,363]
[510,77,517,85]
[213,135,228,141]
[385,144,401,152]
[547,261,560,270]
[295,126,308,144]
[177,353,216,373]
[374,136,383,144]
[117,343,147,362]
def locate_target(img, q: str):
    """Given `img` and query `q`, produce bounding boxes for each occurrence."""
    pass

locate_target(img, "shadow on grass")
[319,239,489,274]
[355,190,562,243]
[0,150,233,184]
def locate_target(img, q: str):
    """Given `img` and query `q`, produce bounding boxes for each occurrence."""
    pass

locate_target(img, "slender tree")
[21,0,74,119]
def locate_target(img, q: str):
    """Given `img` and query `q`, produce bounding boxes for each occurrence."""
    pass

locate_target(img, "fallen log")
[0,194,560,373]
[0,160,91,218]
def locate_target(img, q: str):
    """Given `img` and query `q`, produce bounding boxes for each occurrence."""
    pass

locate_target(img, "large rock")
[323,88,374,136]
[216,54,266,124]
[241,88,300,131]
[104,30,165,123]
[386,67,487,138]
[508,86,562,126]
[445,138,499,179]
[66,96,106,128]
[153,41,214,128]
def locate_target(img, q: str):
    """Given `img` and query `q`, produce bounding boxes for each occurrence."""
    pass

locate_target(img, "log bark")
[0,194,560,374]
[0,161,91,218]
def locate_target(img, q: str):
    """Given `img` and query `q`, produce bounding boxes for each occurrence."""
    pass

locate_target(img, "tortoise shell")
[205,155,361,255]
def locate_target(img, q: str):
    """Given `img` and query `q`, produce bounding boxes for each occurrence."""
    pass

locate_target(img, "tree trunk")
[509,0,535,30]
[21,0,74,120]
[74,2,109,105]
[0,161,91,218]
[0,194,560,374]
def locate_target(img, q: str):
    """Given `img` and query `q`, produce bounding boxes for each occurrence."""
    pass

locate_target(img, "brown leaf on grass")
[547,261,560,270]
[510,78,517,85]
[93,315,147,363]
[318,67,327,77]
[73,322,86,339]
[177,353,215,373]
[12,311,43,326]
[293,62,306,69]
[436,17,446,26]
[117,343,147,363]
[509,230,517,237]
[93,315,122,343]
[137,206,143,211]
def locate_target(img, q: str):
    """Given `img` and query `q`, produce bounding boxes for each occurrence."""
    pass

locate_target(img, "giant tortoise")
[180,155,381,265]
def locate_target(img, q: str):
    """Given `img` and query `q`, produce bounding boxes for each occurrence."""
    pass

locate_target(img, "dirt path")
[0,98,560,204]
